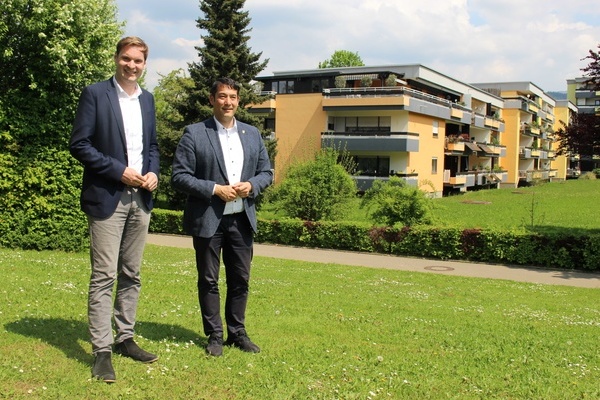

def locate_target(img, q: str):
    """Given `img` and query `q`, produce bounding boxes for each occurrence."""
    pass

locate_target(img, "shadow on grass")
[5,318,202,365]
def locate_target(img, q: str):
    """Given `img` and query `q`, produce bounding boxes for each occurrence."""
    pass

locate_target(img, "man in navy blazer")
[172,77,272,357]
[70,37,159,383]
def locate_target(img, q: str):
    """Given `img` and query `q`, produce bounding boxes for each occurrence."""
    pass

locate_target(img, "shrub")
[267,148,357,221]
[360,176,433,227]
[0,149,88,251]
[150,210,599,271]
[579,171,597,180]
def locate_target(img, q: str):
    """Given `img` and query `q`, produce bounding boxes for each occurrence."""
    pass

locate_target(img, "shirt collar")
[213,116,238,133]
[113,76,142,99]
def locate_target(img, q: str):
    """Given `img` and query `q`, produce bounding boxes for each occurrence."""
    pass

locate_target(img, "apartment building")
[252,65,506,197]
[567,77,600,115]
[471,82,561,187]
[567,77,600,171]
[553,99,580,179]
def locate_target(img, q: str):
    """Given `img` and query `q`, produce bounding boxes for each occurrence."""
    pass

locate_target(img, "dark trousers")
[192,213,254,337]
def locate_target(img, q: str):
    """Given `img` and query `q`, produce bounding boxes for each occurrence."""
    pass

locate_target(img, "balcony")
[354,174,418,191]
[484,117,501,129]
[322,131,419,152]
[248,91,277,113]
[519,169,551,182]
[322,87,472,124]
[445,141,465,152]
[443,170,504,188]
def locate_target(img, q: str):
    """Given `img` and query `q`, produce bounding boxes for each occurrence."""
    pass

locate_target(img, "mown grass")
[1,245,599,399]
[261,179,600,236]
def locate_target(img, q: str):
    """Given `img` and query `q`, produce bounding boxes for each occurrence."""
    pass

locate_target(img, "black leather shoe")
[206,333,223,357]
[224,330,260,353]
[114,339,158,363]
[92,352,116,383]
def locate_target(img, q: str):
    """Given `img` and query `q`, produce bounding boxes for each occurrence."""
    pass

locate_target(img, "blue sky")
[115,0,600,92]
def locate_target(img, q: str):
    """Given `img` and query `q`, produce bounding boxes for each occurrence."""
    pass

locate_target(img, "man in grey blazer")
[70,37,159,383]
[172,77,273,357]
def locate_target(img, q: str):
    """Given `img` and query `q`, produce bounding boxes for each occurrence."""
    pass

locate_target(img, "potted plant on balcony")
[334,76,346,89]
[385,73,397,87]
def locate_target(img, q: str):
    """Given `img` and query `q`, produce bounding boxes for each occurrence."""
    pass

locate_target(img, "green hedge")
[149,209,600,271]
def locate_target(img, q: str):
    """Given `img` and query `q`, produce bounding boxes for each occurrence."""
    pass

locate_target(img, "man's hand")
[140,172,158,192]
[121,167,146,187]
[121,169,158,192]
[215,184,238,202]
[233,182,252,198]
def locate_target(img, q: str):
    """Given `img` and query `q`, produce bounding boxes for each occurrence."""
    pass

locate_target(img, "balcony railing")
[322,131,420,152]
[443,170,505,187]
[323,86,473,110]
[354,175,419,191]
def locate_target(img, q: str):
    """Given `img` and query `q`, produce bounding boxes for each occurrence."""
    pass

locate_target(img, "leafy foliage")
[267,148,357,221]
[581,43,600,90]
[318,50,365,68]
[554,109,600,156]
[0,0,123,250]
[360,176,433,227]
[555,44,600,158]
[153,69,194,209]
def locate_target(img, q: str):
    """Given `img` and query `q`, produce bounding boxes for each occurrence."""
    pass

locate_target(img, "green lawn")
[1,245,598,399]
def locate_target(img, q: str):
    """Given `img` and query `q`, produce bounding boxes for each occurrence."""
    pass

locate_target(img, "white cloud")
[117,0,600,91]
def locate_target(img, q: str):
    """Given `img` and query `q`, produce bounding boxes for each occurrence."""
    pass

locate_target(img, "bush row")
[149,209,600,271]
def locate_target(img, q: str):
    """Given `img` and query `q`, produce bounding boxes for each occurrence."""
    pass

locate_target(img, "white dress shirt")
[114,77,144,175]
[215,117,245,214]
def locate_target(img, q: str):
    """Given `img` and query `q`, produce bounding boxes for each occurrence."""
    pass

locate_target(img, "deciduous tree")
[581,43,600,90]
[554,44,600,164]
[318,50,365,68]
[0,0,122,250]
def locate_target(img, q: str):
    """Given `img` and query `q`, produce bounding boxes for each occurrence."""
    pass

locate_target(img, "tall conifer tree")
[183,0,269,130]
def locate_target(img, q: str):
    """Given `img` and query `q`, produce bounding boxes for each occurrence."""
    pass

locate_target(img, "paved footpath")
[146,234,600,289]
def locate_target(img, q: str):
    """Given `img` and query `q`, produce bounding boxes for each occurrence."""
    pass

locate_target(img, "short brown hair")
[115,36,149,60]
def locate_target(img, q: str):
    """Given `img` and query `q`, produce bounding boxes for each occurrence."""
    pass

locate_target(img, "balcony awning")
[478,144,495,154]
[342,74,378,81]
[465,142,482,152]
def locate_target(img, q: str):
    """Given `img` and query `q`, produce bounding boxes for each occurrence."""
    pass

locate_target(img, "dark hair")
[210,77,240,97]
[115,36,149,60]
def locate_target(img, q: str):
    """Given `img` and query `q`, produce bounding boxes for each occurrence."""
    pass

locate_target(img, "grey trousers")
[87,188,151,354]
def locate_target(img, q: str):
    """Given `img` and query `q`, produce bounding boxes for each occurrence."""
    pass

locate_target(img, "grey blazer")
[171,118,273,238]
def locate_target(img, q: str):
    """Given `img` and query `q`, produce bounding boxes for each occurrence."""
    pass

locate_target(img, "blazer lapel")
[106,78,127,151]
[205,120,229,181]
[238,124,253,180]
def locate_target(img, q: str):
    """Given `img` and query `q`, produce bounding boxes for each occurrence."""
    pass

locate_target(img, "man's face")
[210,84,239,125]
[114,45,146,86]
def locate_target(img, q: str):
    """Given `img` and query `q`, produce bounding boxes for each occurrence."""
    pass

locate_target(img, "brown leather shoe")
[114,339,158,363]
[92,352,116,383]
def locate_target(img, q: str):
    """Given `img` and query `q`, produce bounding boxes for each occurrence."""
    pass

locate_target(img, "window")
[342,116,392,133]
[353,156,390,177]
[432,121,439,137]
[312,79,330,93]
[275,80,295,94]
[431,157,438,174]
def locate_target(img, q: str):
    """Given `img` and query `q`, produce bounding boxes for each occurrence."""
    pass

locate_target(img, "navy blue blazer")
[70,78,160,219]
[171,118,273,238]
